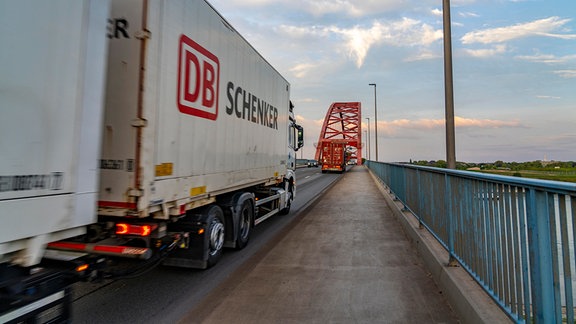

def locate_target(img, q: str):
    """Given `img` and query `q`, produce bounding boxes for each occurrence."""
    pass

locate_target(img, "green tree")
[435,160,447,168]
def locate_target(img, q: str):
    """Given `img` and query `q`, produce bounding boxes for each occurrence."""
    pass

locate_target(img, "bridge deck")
[184,166,460,323]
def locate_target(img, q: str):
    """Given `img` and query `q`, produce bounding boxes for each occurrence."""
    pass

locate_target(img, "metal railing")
[366,161,576,323]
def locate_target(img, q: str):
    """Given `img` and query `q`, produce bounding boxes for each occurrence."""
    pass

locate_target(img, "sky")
[209,0,576,163]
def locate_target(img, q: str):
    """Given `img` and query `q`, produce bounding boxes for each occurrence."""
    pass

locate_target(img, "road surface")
[71,167,341,323]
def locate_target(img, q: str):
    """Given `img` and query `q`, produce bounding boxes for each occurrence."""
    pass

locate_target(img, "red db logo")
[177,34,219,120]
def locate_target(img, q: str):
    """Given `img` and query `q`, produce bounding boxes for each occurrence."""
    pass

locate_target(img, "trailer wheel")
[205,205,225,268]
[235,199,253,250]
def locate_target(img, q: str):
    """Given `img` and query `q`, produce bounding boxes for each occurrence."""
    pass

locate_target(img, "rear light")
[115,223,157,236]
[76,264,89,272]
[48,242,152,259]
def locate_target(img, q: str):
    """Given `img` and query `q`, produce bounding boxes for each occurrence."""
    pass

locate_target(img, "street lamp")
[365,117,371,160]
[364,130,368,161]
[443,0,456,169]
[368,83,378,161]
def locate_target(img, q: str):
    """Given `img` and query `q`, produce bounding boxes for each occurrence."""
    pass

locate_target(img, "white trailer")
[72,0,302,269]
[0,1,110,321]
[1,0,303,321]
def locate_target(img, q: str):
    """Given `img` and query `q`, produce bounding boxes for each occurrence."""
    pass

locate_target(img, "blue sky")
[209,0,575,163]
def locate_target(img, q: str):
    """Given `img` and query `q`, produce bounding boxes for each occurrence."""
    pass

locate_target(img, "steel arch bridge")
[314,102,362,165]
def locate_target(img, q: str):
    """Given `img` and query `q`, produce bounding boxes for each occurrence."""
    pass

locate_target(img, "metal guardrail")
[366,161,576,323]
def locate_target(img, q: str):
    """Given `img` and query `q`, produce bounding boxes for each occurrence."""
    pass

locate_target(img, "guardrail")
[366,161,576,323]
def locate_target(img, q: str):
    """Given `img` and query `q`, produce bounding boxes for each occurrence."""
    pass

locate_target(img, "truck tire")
[279,180,293,215]
[235,199,253,250]
[205,205,225,268]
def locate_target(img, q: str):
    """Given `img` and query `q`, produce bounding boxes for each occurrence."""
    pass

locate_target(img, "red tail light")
[115,223,157,236]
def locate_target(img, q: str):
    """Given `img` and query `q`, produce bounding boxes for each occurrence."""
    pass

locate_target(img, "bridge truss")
[314,102,362,165]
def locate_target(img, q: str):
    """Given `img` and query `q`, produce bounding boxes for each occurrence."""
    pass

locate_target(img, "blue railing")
[366,161,576,323]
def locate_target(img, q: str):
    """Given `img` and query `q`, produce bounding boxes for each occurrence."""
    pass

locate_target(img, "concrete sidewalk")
[182,166,460,323]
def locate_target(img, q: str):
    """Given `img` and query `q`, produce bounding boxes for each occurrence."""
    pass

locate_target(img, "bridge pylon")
[314,102,362,165]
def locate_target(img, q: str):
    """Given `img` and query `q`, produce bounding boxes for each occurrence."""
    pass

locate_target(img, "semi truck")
[320,140,348,173]
[0,0,303,322]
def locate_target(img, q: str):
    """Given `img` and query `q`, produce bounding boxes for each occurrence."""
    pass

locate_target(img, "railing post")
[417,169,424,228]
[527,188,556,323]
[445,173,457,266]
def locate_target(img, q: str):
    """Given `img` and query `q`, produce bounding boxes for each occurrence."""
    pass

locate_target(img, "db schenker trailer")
[0,0,303,322]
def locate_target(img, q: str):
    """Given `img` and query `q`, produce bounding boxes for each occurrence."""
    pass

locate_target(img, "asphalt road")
[71,167,343,324]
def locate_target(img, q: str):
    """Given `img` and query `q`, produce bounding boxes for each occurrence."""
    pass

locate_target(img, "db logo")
[177,34,219,120]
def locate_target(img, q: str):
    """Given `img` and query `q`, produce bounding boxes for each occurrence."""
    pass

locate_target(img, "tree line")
[409,159,576,171]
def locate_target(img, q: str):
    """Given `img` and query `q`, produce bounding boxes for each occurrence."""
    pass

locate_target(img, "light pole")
[364,130,368,160]
[368,83,378,161]
[443,0,456,169]
[365,117,371,160]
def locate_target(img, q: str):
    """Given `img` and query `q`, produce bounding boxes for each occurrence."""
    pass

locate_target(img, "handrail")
[366,161,576,324]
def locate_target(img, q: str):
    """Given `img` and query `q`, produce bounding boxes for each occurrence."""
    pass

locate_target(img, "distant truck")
[320,140,347,173]
[0,0,303,322]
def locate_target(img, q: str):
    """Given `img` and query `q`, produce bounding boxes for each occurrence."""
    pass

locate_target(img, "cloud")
[377,116,522,133]
[431,8,442,17]
[454,116,522,128]
[289,63,318,78]
[304,0,364,17]
[404,50,442,62]
[461,16,576,44]
[295,98,320,104]
[552,70,576,78]
[516,54,576,64]
[463,44,508,58]
[295,114,323,127]
[536,95,561,99]
[280,18,443,67]
[218,0,405,18]
[277,25,327,39]
[458,11,479,18]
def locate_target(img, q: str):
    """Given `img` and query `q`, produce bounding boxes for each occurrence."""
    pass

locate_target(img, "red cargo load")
[320,140,347,173]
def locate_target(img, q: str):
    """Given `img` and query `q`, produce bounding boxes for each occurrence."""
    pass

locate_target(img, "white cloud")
[341,19,442,67]
[516,54,576,64]
[552,70,576,78]
[216,0,406,18]
[463,44,508,58]
[404,50,442,62]
[295,98,320,103]
[305,0,364,17]
[454,117,522,128]
[378,116,522,134]
[301,1,410,17]
[222,0,276,5]
[280,18,443,67]
[431,8,443,17]
[461,16,576,44]
[289,63,318,78]
[458,11,479,18]
[536,95,561,99]
[277,24,329,39]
